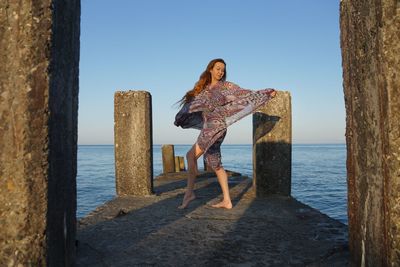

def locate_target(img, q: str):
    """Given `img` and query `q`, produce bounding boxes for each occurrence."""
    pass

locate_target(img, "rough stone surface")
[162,144,175,173]
[0,0,80,266]
[340,1,400,266]
[178,156,186,171]
[114,91,153,196]
[253,91,292,196]
[77,172,349,266]
[175,156,181,172]
[174,156,185,172]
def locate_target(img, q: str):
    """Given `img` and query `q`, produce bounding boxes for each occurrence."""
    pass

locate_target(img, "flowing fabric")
[174,81,276,169]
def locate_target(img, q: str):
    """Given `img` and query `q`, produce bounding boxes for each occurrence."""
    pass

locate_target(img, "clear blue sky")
[79,0,344,145]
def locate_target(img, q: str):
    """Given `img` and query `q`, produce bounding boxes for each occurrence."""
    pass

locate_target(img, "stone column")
[340,1,400,265]
[179,156,186,171]
[114,91,153,196]
[0,1,80,265]
[253,91,291,197]
[175,156,181,172]
[174,156,186,172]
[162,144,175,173]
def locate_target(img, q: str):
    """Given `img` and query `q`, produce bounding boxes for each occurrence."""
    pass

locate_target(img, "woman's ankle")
[184,190,195,197]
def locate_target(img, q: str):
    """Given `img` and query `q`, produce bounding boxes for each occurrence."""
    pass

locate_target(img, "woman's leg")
[211,167,233,209]
[202,129,232,209]
[178,143,203,209]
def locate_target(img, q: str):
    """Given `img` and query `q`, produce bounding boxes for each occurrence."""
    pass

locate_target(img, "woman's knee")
[194,144,204,158]
[213,165,224,172]
[188,144,203,160]
[206,157,223,172]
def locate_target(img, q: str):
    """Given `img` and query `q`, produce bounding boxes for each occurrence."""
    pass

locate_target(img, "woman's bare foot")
[178,191,196,209]
[211,200,233,209]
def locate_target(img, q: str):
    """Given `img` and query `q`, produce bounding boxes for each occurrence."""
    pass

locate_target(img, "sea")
[77,144,348,224]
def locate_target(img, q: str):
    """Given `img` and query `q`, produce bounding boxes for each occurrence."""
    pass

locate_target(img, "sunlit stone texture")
[0,0,80,265]
[114,91,153,196]
[162,144,175,173]
[340,0,400,265]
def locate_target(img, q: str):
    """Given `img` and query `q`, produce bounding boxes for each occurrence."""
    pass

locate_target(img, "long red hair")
[178,58,227,106]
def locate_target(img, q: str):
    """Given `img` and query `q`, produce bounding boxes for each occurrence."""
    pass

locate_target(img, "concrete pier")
[0,0,80,265]
[253,91,292,197]
[340,1,400,265]
[114,91,153,196]
[162,144,175,173]
[77,172,348,266]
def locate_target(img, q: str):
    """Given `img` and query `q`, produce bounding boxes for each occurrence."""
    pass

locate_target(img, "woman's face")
[210,62,225,82]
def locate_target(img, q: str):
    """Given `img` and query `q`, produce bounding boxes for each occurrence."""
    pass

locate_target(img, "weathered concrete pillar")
[162,144,175,173]
[253,91,291,197]
[340,1,400,266]
[175,156,181,172]
[174,156,186,172]
[114,91,153,196]
[179,156,186,171]
[0,1,80,265]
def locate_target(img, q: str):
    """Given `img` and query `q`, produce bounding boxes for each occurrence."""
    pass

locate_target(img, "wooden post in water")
[114,91,153,196]
[340,0,400,265]
[162,145,175,173]
[0,1,80,265]
[253,91,292,197]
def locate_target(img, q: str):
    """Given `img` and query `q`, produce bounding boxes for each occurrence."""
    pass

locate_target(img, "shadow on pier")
[77,172,348,266]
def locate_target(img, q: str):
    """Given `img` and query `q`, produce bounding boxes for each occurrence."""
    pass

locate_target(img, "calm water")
[77,144,348,224]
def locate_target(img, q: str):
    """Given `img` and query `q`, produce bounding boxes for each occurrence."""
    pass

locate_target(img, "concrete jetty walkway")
[77,172,349,266]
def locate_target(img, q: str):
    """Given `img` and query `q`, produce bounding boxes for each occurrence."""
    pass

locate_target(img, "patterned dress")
[174,81,276,170]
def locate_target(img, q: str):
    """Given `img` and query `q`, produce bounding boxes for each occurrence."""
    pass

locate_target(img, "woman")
[174,58,277,209]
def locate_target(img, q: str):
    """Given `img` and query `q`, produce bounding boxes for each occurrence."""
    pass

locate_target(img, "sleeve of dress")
[186,90,215,113]
[218,81,277,127]
[174,102,203,129]
[222,81,275,102]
